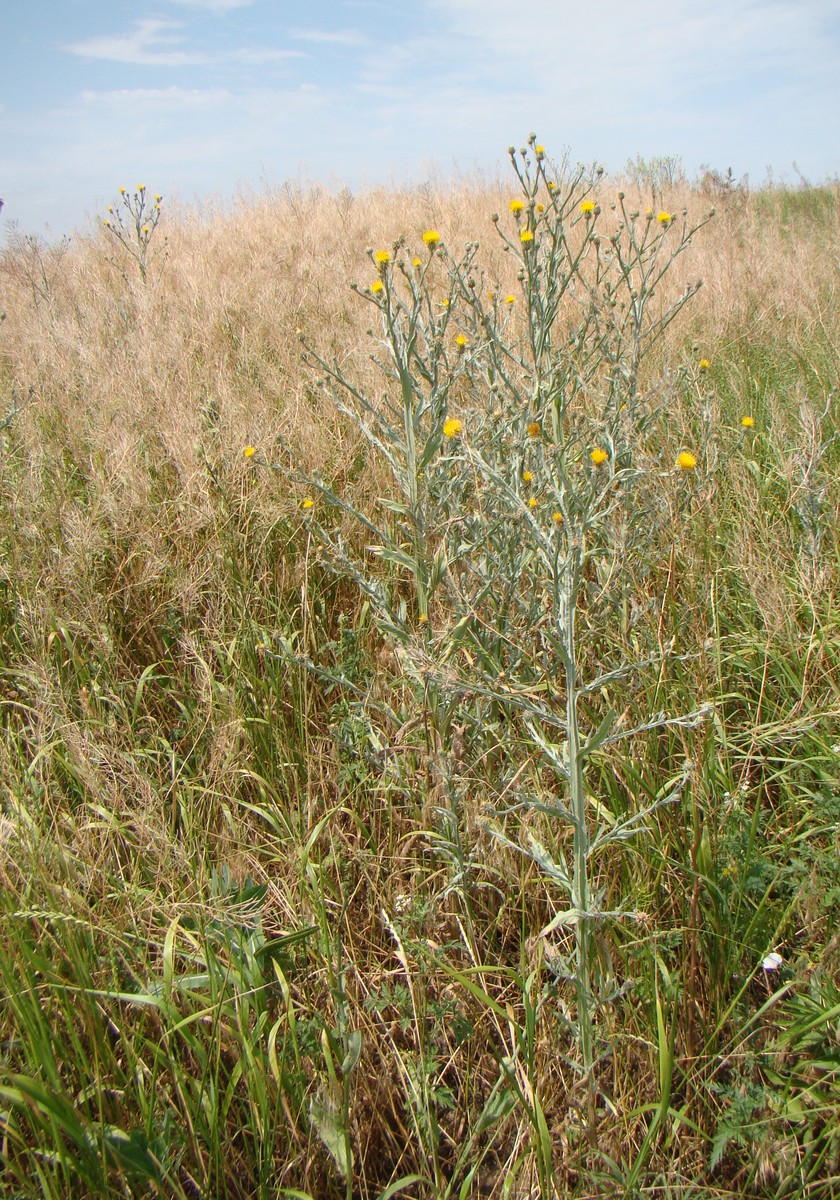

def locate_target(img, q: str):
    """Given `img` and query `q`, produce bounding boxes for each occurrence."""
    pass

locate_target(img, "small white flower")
[761,952,783,972]
[393,893,410,914]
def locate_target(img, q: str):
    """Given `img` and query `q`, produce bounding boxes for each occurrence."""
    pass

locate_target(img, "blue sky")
[2,0,839,237]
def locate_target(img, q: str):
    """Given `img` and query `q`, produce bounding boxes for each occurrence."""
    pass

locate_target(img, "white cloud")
[290,28,368,46]
[167,0,254,9]
[65,19,208,67]
[78,86,232,112]
[232,47,306,64]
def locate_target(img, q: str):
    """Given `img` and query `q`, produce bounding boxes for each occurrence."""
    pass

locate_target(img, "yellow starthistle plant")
[520,229,534,244]
[244,445,256,458]
[278,141,715,1143]
[374,249,391,267]
[657,211,672,226]
[422,229,440,247]
[677,451,696,470]
[741,416,755,428]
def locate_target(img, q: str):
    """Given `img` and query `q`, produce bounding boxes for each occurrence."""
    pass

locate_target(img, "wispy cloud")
[232,47,306,64]
[167,0,254,9]
[78,86,232,112]
[290,28,368,46]
[65,19,208,67]
[64,18,303,71]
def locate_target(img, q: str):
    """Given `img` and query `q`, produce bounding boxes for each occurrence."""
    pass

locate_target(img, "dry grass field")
[0,151,838,1199]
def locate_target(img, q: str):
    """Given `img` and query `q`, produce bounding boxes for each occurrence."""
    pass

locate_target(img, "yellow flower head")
[527,421,541,438]
[677,451,696,471]
[137,184,145,192]
[536,203,545,213]
[580,200,595,215]
[302,497,315,509]
[528,497,538,509]
[141,225,149,234]
[535,144,545,157]
[522,470,534,483]
[509,199,525,215]
[455,334,468,347]
[698,358,710,371]
[374,249,391,267]
[552,511,563,526]
[418,613,428,624]
[443,417,463,440]
[412,257,422,268]
[740,416,755,428]
[371,279,384,294]
[244,445,256,458]
[547,181,556,191]
[119,187,126,194]
[657,211,672,226]
[520,229,534,244]
[504,294,516,305]
[590,447,609,466]
[154,194,162,202]
[442,298,450,308]
[422,229,440,247]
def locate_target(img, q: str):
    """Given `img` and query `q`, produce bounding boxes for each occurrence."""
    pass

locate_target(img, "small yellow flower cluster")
[374,249,391,267]
[505,294,516,306]
[590,447,608,466]
[741,416,755,428]
[443,418,463,440]
[580,200,595,215]
[422,229,440,247]
[520,229,534,244]
[698,358,710,371]
[302,497,314,509]
[528,497,538,509]
[455,334,468,348]
[657,211,672,226]
[244,445,256,458]
[509,199,525,215]
[677,451,696,470]
[522,470,533,483]
[527,422,541,438]
[552,511,563,526]
[371,280,384,294]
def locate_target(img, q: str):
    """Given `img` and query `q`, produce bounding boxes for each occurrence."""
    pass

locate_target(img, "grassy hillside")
[0,151,838,1199]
